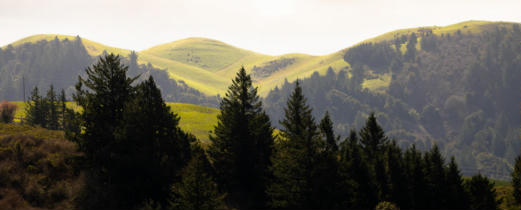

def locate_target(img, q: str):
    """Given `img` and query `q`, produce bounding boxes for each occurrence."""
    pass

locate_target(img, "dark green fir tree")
[208,67,274,209]
[267,80,324,209]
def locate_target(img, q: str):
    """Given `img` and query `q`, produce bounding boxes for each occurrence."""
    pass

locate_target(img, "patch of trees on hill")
[264,23,521,179]
[251,58,296,79]
[0,37,219,107]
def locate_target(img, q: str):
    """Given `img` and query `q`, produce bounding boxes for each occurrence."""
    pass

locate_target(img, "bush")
[375,201,400,210]
[0,101,17,123]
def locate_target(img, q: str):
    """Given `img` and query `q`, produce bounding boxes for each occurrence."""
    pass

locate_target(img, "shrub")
[375,201,400,210]
[0,101,17,123]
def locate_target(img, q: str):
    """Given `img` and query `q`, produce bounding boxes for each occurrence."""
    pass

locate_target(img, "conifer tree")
[512,154,521,205]
[385,140,408,208]
[320,111,339,152]
[25,86,47,127]
[72,54,137,209]
[338,130,377,209]
[46,85,59,130]
[208,67,274,209]
[359,112,388,160]
[268,80,324,209]
[169,144,227,210]
[114,76,193,207]
[425,145,447,208]
[58,89,67,129]
[465,174,501,210]
[359,112,389,203]
[404,145,429,209]
[446,157,469,209]
[315,112,342,208]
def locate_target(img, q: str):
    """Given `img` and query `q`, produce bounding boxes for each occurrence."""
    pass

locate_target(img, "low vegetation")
[0,123,82,209]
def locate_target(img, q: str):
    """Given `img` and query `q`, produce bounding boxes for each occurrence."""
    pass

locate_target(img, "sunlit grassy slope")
[167,102,219,143]
[5,21,516,96]
[11,101,219,143]
[358,20,517,44]
[141,38,270,72]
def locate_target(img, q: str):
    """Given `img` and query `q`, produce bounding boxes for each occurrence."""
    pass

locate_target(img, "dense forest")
[0,37,219,107]
[264,24,521,179]
[1,55,514,209]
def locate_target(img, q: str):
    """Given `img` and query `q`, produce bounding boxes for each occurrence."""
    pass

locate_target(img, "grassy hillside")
[11,101,219,143]
[166,103,219,143]
[359,20,516,44]
[4,21,517,97]
[141,38,270,72]
[8,34,132,57]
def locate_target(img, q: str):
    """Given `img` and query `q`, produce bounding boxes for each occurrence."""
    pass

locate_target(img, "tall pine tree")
[169,143,227,210]
[72,54,138,209]
[338,130,378,209]
[445,157,469,209]
[46,85,59,130]
[208,67,274,209]
[267,80,324,209]
[113,77,193,207]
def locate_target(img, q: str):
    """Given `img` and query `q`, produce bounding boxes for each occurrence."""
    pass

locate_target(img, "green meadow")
[10,101,219,143]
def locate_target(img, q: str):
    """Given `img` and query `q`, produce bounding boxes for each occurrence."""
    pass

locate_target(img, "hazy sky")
[1,0,520,55]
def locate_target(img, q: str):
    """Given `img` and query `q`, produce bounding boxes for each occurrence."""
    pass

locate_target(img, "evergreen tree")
[359,112,388,160]
[512,154,521,205]
[58,89,67,129]
[208,67,274,209]
[465,174,501,210]
[25,86,47,127]
[267,80,323,209]
[445,157,469,209]
[359,112,389,202]
[320,111,339,152]
[404,145,429,209]
[315,112,342,208]
[72,54,137,209]
[46,85,59,130]
[425,145,447,208]
[169,144,227,210]
[385,140,408,209]
[113,76,193,207]
[338,130,378,209]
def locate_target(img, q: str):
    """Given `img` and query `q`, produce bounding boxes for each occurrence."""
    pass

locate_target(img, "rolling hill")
[4,20,517,97]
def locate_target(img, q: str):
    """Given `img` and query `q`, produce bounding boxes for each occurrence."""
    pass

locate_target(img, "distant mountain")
[264,20,521,180]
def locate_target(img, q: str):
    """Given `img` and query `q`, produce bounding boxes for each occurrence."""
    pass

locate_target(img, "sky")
[1,0,520,56]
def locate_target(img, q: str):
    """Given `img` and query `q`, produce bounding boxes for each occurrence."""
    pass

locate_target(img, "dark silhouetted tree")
[465,174,501,210]
[169,144,227,210]
[267,80,323,209]
[208,67,274,209]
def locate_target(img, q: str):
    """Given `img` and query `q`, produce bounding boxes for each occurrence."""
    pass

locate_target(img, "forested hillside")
[0,37,219,107]
[264,22,521,179]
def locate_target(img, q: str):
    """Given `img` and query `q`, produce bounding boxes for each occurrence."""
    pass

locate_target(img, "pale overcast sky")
[1,0,520,55]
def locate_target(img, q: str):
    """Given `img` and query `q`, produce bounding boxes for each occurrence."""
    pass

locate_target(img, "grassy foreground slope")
[0,123,81,209]
[11,102,219,143]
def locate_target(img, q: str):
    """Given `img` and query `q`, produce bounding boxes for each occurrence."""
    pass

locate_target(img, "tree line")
[13,54,519,209]
[265,24,521,179]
